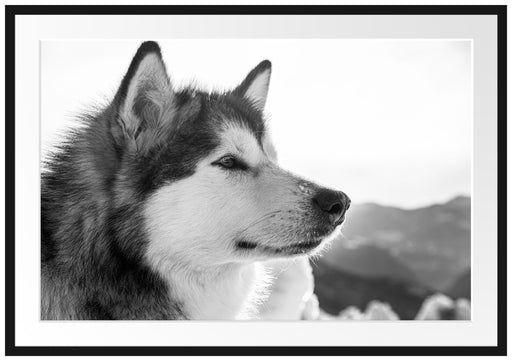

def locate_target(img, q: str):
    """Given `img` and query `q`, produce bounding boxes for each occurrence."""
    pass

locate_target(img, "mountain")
[311,196,470,318]
[322,243,418,284]
[335,195,471,290]
[445,269,471,300]
[312,262,433,320]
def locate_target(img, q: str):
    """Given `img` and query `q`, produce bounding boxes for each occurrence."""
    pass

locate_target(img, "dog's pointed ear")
[112,41,171,146]
[233,60,271,111]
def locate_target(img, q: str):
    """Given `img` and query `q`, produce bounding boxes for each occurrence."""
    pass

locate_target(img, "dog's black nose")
[312,189,350,225]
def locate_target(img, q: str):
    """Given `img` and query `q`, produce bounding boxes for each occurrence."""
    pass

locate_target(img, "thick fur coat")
[41,41,349,320]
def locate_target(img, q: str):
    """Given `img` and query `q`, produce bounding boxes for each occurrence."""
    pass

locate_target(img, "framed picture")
[5,4,506,356]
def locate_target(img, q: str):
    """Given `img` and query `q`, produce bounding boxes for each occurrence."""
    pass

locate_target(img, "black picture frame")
[4,4,507,357]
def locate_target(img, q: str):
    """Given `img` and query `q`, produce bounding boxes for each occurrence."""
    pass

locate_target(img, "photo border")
[4,4,507,357]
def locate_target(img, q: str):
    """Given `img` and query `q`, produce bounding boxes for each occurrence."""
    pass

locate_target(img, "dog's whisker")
[237,210,283,236]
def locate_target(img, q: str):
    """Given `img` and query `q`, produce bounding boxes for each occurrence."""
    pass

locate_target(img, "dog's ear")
[233,60,271,111]
[112,41,172,150]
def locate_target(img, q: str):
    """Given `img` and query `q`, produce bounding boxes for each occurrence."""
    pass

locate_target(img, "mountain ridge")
[313,195,471,317]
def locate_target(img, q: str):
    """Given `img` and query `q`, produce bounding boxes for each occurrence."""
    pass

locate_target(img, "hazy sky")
[41,39,471,209]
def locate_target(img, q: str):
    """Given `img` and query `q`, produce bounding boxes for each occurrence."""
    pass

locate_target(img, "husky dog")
[41,41,350,320]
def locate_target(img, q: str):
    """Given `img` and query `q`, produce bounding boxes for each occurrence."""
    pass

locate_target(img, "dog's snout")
[312,189,350,224]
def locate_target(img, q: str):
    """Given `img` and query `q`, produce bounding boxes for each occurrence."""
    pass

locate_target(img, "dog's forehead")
[219,123,266,163]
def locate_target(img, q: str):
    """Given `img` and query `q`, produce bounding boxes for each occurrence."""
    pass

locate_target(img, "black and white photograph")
[5,4,506,356]
[41,39,472,321]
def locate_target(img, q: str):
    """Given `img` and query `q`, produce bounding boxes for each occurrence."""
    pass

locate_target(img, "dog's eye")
[213,155,248,171]
[218,156,236,168]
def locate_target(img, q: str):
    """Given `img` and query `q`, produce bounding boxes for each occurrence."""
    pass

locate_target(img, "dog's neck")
[159,261,270,320]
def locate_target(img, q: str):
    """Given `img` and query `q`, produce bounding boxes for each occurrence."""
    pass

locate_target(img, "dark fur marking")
[84,299,114,320]
[236,240,258,250]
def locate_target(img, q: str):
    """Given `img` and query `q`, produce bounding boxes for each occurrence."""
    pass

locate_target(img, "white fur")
[261,131,278,161]
[219,123,267,166]
[243,68,271,111]
[153,260,270,320]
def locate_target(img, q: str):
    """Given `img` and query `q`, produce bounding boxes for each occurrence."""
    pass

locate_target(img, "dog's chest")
[168,262,268,320]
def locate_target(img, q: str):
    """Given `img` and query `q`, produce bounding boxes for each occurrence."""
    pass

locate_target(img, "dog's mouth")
[236,218,345,257]
[236,237,325,256]
[264,240,324,255]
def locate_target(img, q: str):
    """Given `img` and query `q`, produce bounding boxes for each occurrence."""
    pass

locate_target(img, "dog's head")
[109,42,350,269]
